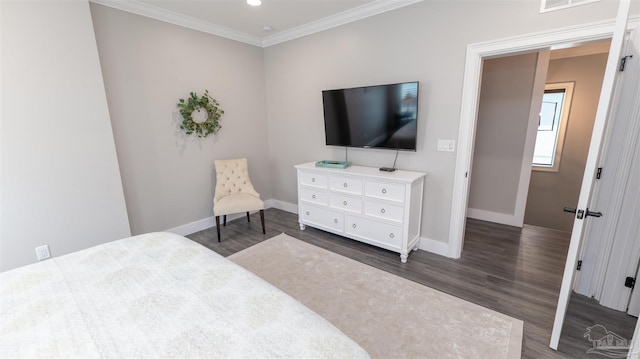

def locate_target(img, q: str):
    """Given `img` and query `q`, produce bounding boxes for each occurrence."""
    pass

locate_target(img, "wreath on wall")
[177,90,224,138]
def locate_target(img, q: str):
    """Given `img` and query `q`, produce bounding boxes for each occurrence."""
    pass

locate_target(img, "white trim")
[466,208,523,228]
[165,216,216,236]
[265,199,298,214]
[90,0,263,47]
[165,199,297,236]
[89,0,422,48]
[449,16,639,260]
[418,236,451,257]
[261,0,422,47]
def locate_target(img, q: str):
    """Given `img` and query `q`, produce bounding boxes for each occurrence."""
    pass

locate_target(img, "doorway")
[448,4,637,353]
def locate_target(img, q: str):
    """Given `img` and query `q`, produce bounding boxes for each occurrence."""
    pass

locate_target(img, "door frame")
[448,16,639,259]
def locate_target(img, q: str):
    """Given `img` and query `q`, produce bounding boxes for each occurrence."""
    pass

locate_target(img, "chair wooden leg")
[215,216,221,242]
[259,209,265,234]
[246,212,251,222]
[223,215,227,226]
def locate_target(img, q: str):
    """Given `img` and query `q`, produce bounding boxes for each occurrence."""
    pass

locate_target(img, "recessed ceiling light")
[247,0,262,6]
[262,25,273,32]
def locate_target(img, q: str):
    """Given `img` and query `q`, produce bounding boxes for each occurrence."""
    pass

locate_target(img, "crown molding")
[89,0,423,48]
[261,0,423,47]
[90,0,263,47]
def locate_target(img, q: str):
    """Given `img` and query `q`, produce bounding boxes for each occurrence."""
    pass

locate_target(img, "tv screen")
[322,81,419,151]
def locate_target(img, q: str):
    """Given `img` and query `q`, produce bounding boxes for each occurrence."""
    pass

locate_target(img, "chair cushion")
[214,193,264,216]
[214,158,260,203]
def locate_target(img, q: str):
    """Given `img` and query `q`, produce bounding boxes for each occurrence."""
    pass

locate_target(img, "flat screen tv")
[322,81,419,151]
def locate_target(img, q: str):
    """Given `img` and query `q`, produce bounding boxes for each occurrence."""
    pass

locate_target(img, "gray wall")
[524,53,609,231]
[1,1,131,271]
[90,4,272,235]
[262,0,622,244]
[468,53,539,216]
[1,0,632,270]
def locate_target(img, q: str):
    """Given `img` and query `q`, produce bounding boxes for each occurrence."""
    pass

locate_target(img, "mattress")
[0,232,369,358]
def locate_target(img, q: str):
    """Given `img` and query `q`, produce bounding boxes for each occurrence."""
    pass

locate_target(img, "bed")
[0,232,369,358]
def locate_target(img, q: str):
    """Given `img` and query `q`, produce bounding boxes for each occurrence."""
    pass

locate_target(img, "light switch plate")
[437,139,455,152]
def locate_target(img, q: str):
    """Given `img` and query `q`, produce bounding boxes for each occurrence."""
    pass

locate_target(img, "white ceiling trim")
[90,0,264,47]
[89,0,423,48]
[261,0,424,47]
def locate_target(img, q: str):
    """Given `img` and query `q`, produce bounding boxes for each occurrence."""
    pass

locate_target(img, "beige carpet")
[228,233,523,359]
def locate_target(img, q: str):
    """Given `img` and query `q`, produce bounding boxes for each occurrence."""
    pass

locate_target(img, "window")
[533,82,574,172]
[540,0,601,13]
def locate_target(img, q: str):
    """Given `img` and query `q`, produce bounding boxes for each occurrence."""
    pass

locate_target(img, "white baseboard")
[167,200,455,259]
[266,199,298,214]
[165,216,216,236]
[418,236,451,257]
[466,208,523,228]
[166,200,298,236]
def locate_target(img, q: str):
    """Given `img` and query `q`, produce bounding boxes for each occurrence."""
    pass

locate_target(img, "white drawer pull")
[312,194,316,199]
[334,219,338,223]
[389,233,395,238]
[343,201,348,206]
[343,183,348,188]
[312,178,316,182]
[305,211,310,216]
[381,208,386,214]
[352,223,357,228]
[382,188,387,194]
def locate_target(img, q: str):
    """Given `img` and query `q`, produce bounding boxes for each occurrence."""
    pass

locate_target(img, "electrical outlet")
[437,139,455,152]
[35,245,50,261]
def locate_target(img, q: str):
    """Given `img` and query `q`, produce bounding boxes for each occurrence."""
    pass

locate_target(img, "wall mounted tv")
[322,81,419,151]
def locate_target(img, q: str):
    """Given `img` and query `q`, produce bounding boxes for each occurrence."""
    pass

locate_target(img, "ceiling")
[91,0,422,47]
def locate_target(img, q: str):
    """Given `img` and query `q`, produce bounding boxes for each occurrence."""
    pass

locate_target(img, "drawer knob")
[334,219,338,223]
[312,178,316,182]
[305,211,310,216]
[312,194,316,199]
[382,188,387,194]
[343,201,348,206]
[352,223,357,228]
[389,233,395,238]
[343,182,348,188]
[381,208,386,214]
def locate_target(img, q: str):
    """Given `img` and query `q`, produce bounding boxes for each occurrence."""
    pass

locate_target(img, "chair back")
[214,158,260,203]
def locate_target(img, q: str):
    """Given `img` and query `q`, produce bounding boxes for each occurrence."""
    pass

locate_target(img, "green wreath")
[177,90,224,138]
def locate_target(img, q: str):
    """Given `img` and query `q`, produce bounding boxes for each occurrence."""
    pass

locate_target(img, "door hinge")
[596,167,603,179]
[620,55,633,72]
[625,277,636,289]
[577,260,582,271]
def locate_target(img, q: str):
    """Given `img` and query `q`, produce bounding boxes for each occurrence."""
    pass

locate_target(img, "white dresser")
[295,162,426,263]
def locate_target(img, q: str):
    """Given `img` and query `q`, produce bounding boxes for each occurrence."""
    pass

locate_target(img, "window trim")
[533,81,575,172]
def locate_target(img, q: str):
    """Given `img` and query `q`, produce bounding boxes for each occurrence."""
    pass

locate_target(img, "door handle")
[585,208,603,218]
[563,207,602,219]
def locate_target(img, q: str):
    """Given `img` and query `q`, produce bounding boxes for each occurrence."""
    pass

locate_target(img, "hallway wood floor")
[188,208,637,358]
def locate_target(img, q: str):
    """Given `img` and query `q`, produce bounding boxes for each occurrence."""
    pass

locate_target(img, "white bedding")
[0,232,369,358]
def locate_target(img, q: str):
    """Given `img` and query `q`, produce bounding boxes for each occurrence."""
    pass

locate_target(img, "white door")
[629,261,640,317]
[549,0,632,350]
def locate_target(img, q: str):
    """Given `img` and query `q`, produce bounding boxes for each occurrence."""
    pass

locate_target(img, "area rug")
[228,233,523,359]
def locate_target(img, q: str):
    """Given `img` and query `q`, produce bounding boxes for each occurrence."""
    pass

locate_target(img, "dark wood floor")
[187,208,637,359]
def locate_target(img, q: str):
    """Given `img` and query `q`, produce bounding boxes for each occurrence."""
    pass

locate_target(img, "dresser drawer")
[300,205,343,232]
[364,180,405,203]
[364,200,404,223]
[299,171,328,189]
[300,188,328,206]
[345,215,402,249]
[329,193,362,214]
[329,175,363,195]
